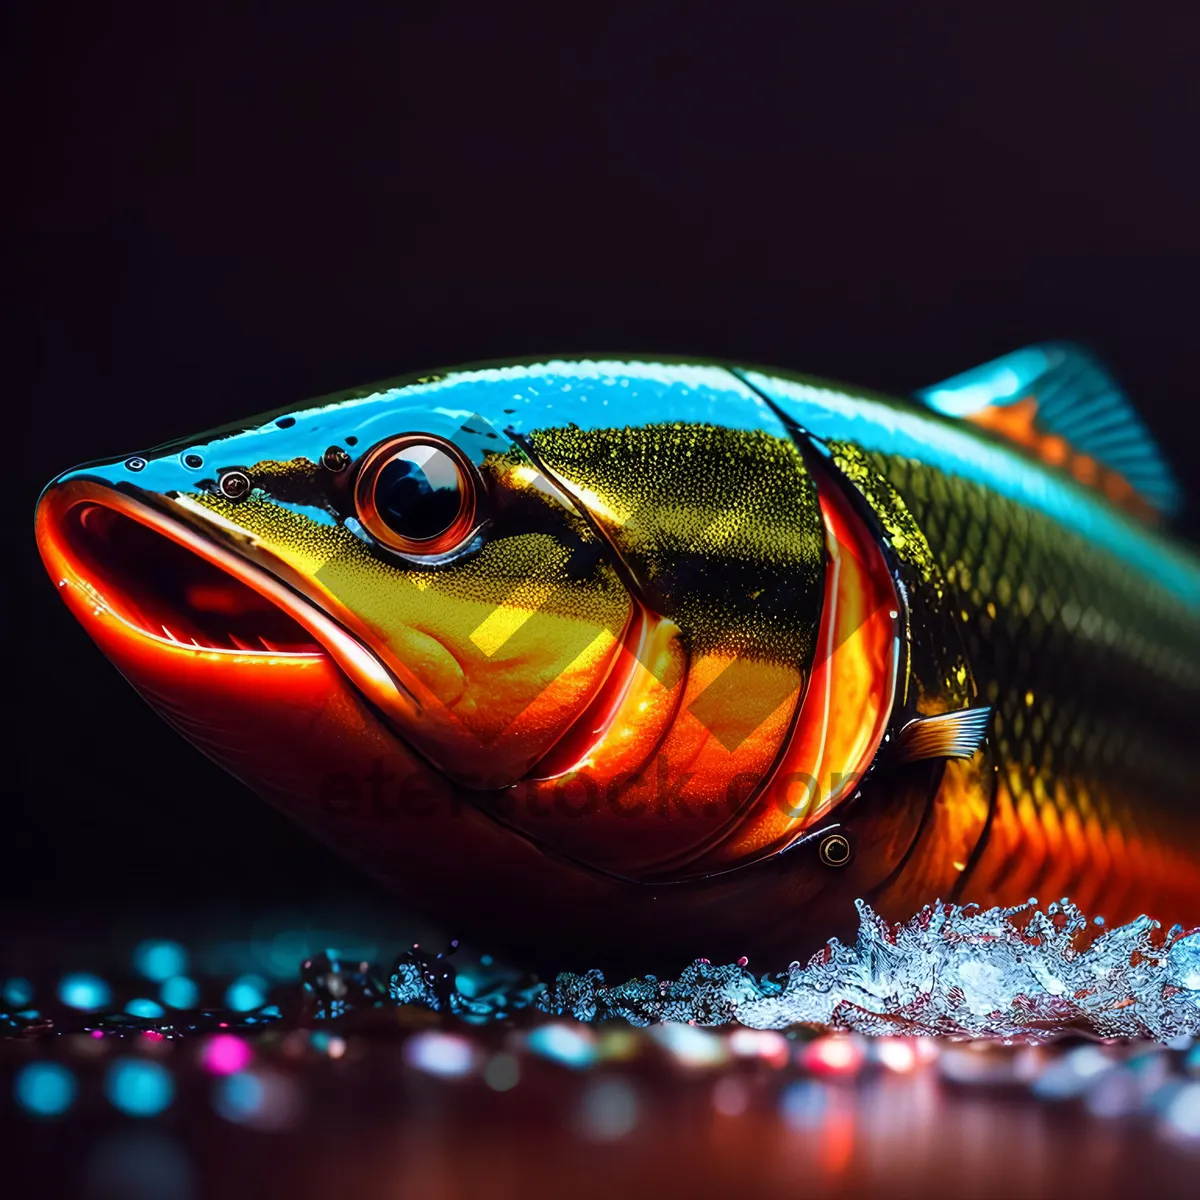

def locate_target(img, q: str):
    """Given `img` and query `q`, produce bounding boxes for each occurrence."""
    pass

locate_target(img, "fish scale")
[866,450,1200,922]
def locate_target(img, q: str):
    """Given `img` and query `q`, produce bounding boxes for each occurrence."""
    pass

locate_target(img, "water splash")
[535,899,1200,1040]
[384,898,1200,1041]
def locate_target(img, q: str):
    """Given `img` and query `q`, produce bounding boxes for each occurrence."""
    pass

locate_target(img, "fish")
[35,345,1200,970]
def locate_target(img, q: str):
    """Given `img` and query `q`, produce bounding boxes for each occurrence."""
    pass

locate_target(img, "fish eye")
[353,435,479,556]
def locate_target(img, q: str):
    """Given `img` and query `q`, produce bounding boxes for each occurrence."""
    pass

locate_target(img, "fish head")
[35,371,642,792]
[36,361,917,964]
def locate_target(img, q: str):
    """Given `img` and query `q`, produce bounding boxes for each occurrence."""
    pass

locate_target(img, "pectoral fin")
[893,707,991,764]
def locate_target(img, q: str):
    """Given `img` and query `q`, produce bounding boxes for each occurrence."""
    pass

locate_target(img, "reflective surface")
[4,1015,1200,1199]
[3,900,1200,1198]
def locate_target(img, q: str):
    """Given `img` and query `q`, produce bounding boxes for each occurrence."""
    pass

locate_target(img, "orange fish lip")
[34,478,426,717]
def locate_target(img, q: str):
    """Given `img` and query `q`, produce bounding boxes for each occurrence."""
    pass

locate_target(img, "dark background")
[7,5,1200,928]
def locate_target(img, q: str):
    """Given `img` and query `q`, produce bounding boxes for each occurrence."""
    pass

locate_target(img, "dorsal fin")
[914,342,1182,522]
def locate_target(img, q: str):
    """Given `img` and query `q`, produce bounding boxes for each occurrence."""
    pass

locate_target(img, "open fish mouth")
[50,500,324,657]
[35,479,427,718]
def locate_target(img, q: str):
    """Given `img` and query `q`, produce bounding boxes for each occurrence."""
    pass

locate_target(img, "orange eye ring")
[353,434,479,557]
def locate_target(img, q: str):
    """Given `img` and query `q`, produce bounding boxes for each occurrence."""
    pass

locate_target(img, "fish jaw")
[34,475,428,799]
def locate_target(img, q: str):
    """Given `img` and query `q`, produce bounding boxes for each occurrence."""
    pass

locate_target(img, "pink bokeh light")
[202,1034,253,1076]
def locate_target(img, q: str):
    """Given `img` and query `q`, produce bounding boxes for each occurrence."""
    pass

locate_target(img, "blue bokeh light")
[14,1062,77,1117]
[526,1023,598,1069]
[2,977,34,1008]
[58,973,112,1011]
[133,940,189,983]
[211,1068,299,1130]
[126,998,167,1019]
[105,1059,175,1117]
[213,1071,266,1124]
[224,975,268,1013]
[160,976,200,1010]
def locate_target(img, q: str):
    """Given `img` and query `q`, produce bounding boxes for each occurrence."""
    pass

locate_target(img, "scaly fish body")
[36,350,1200,968]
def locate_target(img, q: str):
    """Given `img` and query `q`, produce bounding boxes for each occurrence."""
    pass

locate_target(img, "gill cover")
[487,369,903,882]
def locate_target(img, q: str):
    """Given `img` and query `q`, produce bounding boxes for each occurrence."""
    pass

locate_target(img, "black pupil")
[373,446,463,542]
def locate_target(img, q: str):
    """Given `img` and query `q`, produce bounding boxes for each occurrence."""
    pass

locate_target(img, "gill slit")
[503,428,686,783]
[727,366,923,859]
[732,367,998,899]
